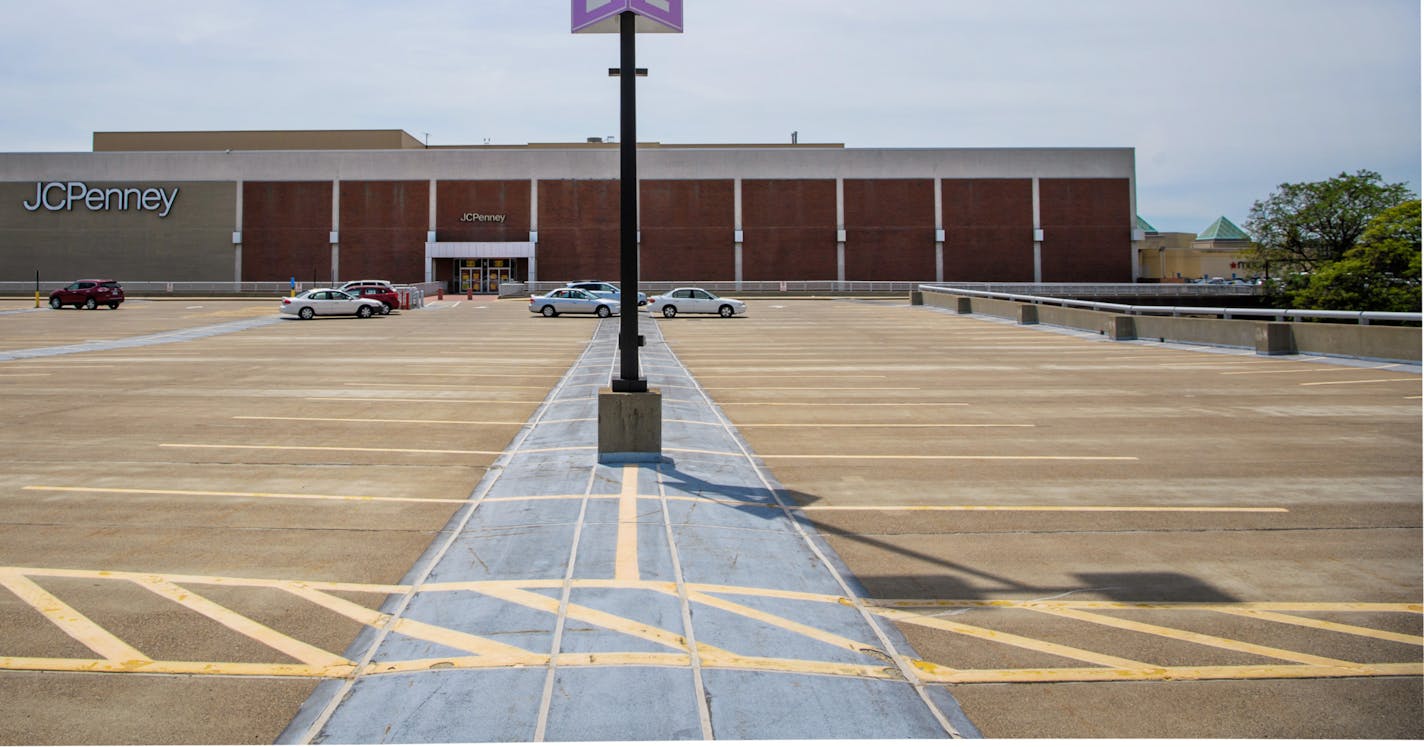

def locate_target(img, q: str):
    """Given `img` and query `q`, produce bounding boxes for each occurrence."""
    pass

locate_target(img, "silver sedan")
[528,288,621,318]
[647,287,747,318]
[280,288,385,319]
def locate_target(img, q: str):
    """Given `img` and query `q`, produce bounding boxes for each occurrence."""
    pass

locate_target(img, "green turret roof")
[1136,215,1158,233]
[1197,216,1251,241]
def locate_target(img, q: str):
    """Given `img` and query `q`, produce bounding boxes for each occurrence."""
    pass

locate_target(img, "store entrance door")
[484,266,511,293]
[457,259,515,294]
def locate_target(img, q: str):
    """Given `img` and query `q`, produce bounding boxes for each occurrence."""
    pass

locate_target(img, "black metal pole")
[613,11,646,392]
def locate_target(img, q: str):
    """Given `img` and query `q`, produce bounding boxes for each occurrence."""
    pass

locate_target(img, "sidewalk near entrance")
[282,316,978,742]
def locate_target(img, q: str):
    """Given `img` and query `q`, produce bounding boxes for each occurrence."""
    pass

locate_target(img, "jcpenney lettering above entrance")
[459,212,506,223]
[23,181,179,218]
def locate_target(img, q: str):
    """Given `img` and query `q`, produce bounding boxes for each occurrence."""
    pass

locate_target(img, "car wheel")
[541,305,558,317]
[381,304,392,315]
[298,307,315,320]
[107,303,120,310]
[83,297,97,310]
[48,297,62,310]
[661,305,677,318]
[357,305,373,318]
[719,305,735,318]
[596,305,612,318]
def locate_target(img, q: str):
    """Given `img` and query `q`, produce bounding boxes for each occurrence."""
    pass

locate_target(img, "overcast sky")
[2,0,1418,233]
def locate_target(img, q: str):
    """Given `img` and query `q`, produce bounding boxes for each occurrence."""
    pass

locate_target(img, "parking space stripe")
[234,416,527,426]
[25,485,471,505]
[760,454,1139,461]
[738,423,1034,429]
[1299,377,1419,387]
[799,504,1286,513]
[159,443,503,456]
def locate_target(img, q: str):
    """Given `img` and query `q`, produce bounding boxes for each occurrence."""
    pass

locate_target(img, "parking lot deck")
[0,297,1419,741]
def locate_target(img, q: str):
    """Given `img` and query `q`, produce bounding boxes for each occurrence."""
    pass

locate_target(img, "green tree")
[1292,200,1421,312]
[1243,170,1415,278]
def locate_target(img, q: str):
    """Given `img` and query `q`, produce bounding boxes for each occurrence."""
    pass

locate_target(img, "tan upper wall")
[93,130,427,152]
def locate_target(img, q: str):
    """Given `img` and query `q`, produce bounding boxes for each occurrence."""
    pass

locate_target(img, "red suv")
[49,279,125,310]
[339,281,399,314]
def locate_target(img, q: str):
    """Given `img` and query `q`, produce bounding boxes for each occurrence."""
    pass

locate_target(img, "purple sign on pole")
[572,0,683,33]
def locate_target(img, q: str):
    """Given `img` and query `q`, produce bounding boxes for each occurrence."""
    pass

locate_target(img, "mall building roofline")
[93,129,845,153]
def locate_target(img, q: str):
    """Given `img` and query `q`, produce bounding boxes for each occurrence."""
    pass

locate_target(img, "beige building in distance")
[1136,215,1255,282]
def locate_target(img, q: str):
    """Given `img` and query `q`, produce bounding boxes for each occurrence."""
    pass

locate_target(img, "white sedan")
[280,288,385,319]
[647,288,747,318]
[529,287,621,318]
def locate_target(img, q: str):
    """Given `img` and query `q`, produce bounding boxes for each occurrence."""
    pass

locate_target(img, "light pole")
[612,10,646,393]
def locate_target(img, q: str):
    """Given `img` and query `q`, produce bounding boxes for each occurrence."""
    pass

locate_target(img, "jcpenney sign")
[23,181,179,218]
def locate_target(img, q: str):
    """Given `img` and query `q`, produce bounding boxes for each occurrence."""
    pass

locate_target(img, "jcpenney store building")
[0,131,1142,292]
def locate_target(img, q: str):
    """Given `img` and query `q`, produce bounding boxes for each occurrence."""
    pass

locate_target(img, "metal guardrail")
[921,285,1421,326]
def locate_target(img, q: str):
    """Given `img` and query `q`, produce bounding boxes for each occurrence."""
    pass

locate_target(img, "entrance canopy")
[425,242,538,283]
[426,242,536,259]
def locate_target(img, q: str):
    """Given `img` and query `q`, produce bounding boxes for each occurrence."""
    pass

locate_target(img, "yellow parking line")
[131,576,351,668]
[0,570,147,663]
[616,466,640,582]
[160,443,503,456]
[1213,608,1424,646]
[875,606,1153,670]
[24,485,470,505]
[0,656,354,678]
[341,382,551,390]
[799,504,1286,513]
[1030,606,1362,668]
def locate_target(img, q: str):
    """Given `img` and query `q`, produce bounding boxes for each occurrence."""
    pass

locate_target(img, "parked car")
[529,288,620,318]
[280,288,385,319]
[647,287,747,318]
[48,279,124,310]
[339,280,399,313]
[567,280,647,306]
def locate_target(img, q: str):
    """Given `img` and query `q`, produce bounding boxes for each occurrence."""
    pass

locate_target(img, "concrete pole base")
[598,388,663,463]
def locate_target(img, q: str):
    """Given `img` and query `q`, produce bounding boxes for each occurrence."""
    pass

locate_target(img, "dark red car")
[49,279,124,310]
[339,281,399,314]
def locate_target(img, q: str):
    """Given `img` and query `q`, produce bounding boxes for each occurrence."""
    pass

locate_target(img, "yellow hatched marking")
[25,485,469,505]
[307,397,545,404]
[1030,606,1363,668]
[130,576,350,668]
[687,591,872,654]
[0,570,147,663]
[480,586,730,658]
[1213,608,1424,646]
[875,607,1153,670]
[278,584,391,627]
[866,599,1424,613]
[616,466,640,582]
[0,656,353,678]
[387,618,533,659]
